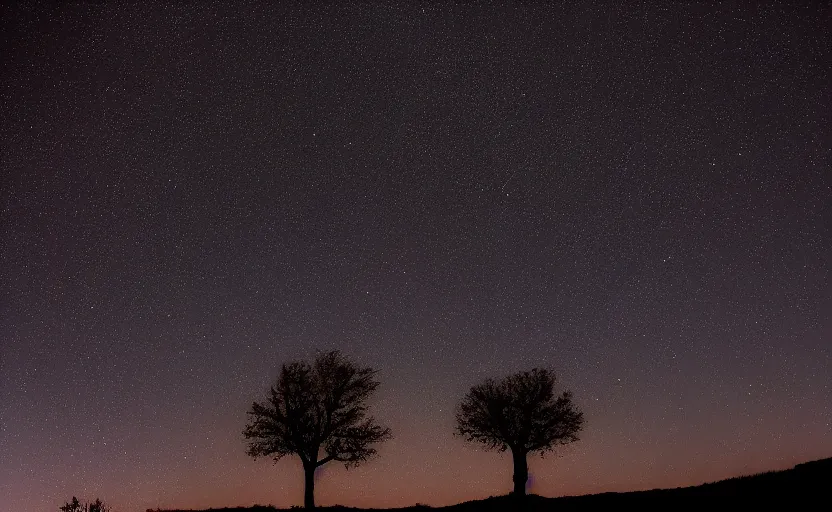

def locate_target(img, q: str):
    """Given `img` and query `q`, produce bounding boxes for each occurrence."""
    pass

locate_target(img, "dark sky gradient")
[2,2,830,511]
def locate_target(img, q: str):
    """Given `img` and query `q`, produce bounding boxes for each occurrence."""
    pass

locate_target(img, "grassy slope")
[150,456,831,511]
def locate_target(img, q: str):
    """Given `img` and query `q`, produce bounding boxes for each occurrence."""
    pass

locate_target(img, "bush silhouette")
[60,497,110,512]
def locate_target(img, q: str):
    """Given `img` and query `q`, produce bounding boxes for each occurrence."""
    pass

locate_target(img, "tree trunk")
[304,465,316,508]
[512,449,528,496]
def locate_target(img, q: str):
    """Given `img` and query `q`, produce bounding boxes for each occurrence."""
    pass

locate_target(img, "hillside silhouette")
[150,456,830,511]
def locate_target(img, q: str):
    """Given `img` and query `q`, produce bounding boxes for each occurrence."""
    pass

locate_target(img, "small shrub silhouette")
[60,497,110,512]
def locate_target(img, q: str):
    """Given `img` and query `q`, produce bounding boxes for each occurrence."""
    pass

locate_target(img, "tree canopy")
[243,350,391,508]
[455,368,584,495]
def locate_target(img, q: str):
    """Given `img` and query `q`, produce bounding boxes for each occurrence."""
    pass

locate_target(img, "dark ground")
[150,456,831,511]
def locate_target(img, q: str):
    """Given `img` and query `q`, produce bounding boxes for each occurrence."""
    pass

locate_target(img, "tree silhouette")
[455,368,584,497]
[60,497,109,512]
[243,350,392,509]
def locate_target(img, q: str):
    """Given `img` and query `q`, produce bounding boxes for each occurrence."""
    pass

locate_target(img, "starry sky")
[1,2,830,511]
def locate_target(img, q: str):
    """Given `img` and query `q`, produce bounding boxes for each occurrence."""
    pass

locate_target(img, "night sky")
[2,2,830,511]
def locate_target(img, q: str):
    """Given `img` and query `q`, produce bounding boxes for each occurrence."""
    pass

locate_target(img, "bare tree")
[455,368,584,496]
[243,350,392,508]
